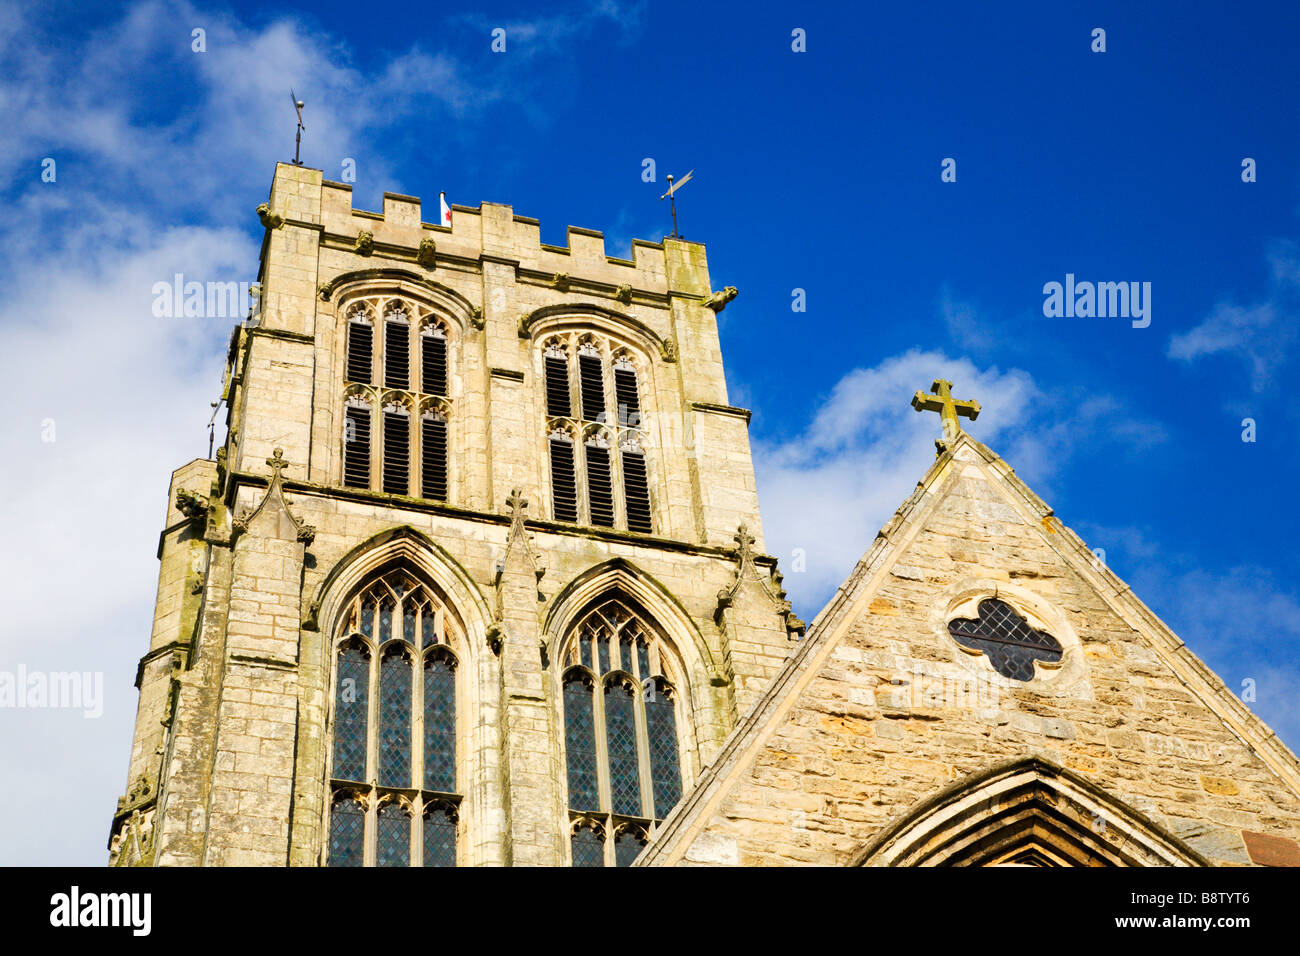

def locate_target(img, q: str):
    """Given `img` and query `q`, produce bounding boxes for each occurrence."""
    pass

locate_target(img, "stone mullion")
[601,342,628,531]
[633,685,655,821]
[364,635,380,866]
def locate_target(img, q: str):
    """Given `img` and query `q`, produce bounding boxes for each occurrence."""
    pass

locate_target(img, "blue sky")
[2,0,1298,864]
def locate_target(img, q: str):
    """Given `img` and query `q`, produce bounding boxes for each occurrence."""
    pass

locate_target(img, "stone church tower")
[109,163,803,866]
[111,164,1300,868]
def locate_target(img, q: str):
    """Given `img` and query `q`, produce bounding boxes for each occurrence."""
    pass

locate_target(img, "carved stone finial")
[267,447,290,475]
[355,231,374,256]
[417,237,437,269]
[703,285,738,312]
[615,283,633,305]
[506,488,528,528]
[734,523,756,562]
[256,203,283,230]
[659,337,678,363]
[551,272,570,292]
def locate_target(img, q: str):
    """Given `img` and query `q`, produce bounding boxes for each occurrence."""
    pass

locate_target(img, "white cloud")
[0,215,252,865]
[753,349,1166,615]
[1168,241,1300,391]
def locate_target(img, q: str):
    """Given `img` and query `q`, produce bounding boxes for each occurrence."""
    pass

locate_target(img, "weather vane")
[659,168,694,238]
[290,89,305,165]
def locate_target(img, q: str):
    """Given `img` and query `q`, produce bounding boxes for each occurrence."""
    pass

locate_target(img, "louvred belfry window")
[421,325,448,397]
[585,437,615,527]
[346,309,374,384]
[338,296,455,500]
[621,442,652,534]
[327,569,463,867]
[343,399,372,489]
[614,357,640,427]
[384,306,410,389]
[541,336,656,533]
[578,344,605,422]
[545,345,571,417]
[560,597,684,867]
[421,411,448,501]
[549,430,579,523]
[382,404,410,495]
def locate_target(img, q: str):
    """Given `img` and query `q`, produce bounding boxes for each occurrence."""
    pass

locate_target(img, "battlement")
[266,162,711,297]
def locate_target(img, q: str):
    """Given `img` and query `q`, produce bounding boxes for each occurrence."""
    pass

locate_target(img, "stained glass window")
[605,681,641,817]
[328,794,365,867]
[424,653,456,793]
[332,643,369,782]
[378,649,412,787]
[376,802,410,867]
[423,805,457,867]
[646,684,681,819]
[561,597,685,866]
[571,824,604,867]
[597,632,611,675]
[636,637,650,681]
[564,676,599,811]
[615,828,647,868]
[948,598,1063,681]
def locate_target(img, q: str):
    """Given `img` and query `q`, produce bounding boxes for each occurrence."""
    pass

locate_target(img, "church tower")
[109,163,803,866]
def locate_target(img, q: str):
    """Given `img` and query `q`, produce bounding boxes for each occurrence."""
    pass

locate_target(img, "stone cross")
[911,379,980,444]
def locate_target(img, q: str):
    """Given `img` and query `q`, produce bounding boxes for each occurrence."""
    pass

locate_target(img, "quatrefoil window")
[947,599,1063,681]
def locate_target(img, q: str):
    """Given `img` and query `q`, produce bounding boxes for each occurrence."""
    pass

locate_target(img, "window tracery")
[560,597,684,866]
[342,295,452,501]
[326,568,462,866]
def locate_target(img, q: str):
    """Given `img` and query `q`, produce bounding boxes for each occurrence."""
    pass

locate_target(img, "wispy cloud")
[1167,240,1300,391]
[752,348,1165,609]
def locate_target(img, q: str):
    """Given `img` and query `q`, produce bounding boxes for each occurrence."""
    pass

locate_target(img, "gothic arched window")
[541,334,655,533]
[340,296,452,501]
[560,597,684,866]
[326,568,462,866]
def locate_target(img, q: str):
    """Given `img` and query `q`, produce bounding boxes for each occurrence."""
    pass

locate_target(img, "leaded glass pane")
[615,829,646,867]
[563,678,599,811]
[360,601,375,639]
[646,686,682,818]
[423,805,457,867]
[948,598,1063,682]
[424,655,456,793]
[597,635,610,676]
[579,637,592,670]
[378,650,412,787]
[379,601,394,643]
[605,682,641,816]
[376,803,410,867]
[571,826,604,867]
[328,796,364,867]
[332,645,368,782]
[422,610,437,647]
[637,637,650,680]
[619,634,634,675]
[403,604,417,644]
